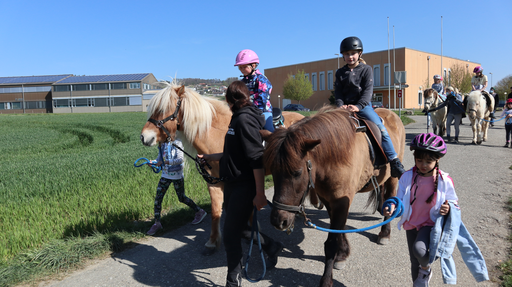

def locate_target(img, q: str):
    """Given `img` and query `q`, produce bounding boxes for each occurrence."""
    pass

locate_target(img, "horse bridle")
[146,98,183,143]
[272,160,315,220]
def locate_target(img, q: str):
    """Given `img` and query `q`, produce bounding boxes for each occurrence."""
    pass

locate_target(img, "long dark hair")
[225,81,252,112]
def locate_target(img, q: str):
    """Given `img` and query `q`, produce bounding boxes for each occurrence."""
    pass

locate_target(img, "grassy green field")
[0,112,212,261]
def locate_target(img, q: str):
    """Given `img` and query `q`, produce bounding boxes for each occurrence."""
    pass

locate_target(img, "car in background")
[371,101,384,109]
[284,104,310,112]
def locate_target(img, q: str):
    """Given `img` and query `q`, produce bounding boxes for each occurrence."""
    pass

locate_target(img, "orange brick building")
[265,48,481,110]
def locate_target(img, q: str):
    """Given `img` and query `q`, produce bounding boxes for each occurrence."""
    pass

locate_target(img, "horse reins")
[271,160,315,222]
[146,98,183,143]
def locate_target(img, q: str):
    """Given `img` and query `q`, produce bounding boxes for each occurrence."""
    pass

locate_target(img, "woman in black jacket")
[198,81,283,287]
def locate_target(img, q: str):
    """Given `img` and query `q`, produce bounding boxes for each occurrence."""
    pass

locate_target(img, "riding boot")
[446,136,451,143]
[453,136,459,144]
[389,158,406,178]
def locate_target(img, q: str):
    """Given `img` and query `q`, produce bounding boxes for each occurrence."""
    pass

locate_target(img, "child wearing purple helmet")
[383,133,456,286]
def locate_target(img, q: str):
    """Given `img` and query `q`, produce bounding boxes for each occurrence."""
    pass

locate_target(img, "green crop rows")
[0,112,210,260]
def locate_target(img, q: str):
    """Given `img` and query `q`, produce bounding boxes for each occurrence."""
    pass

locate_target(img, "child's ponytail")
[426,163,439,204]
[359,57,367,65]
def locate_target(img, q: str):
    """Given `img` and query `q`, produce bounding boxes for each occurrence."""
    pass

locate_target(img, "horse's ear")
[176,85,186,98]
[303,139,321,152]
[260,130,272,141]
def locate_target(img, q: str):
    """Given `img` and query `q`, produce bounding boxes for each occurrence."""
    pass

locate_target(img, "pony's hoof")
[377,237,390,245]
[202,246,217,256]
[477,141,482,145]
[334,260,346,270]
[472,141,477,145]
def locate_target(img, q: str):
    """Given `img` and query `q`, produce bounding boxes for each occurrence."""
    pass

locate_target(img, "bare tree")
[445,63,472,94]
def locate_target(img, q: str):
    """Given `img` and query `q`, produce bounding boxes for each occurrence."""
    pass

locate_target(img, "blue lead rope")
[244,206,266,283]
[134,157,162,173]
[306,197,404,233]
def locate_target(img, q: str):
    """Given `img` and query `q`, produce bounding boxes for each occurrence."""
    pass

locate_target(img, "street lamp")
[489,72,493,88]
[278,95,280,109]
[335,53,340,69]
[427,56,430,87]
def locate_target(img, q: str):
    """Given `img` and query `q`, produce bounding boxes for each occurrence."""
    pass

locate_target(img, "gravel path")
[41,115,512,287]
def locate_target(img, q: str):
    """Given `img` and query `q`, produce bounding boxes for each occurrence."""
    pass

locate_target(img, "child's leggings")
[406,226,432,282]
[153,177,199,221]
[506,123,512,142]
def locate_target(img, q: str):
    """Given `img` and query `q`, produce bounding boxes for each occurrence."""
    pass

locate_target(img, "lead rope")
[243,206,267,283]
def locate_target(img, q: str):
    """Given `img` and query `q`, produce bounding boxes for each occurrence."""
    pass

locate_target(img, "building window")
[112,97,128,106]
[92,83,108,90]
[319,72,325,91]
[54,99,70,108]
[111,83,126,90]
[384,64,390,86]
[54,85,70,92]
[327,71,333,90]
[373,93,383,102]
[72,98,88,107]
[72,84,89,91]
[94,98,109,107]
[24,101,46,109]
[304,73,309,81]
[311,73,317,91]
[129,83,141,89]
[373,65,380,86]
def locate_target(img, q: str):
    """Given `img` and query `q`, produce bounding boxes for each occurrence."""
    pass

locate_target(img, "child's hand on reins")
[382,204,395,217]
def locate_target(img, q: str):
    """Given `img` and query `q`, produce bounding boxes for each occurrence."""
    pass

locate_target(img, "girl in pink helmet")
[234,49,275,132]
[471,66,487,91]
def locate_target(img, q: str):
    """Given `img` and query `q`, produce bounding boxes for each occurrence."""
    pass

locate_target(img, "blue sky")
[1,0,510,88]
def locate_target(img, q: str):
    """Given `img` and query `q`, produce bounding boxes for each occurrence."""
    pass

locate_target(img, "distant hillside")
[177,77,238,86]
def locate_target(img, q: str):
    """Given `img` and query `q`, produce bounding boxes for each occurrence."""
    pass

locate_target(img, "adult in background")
[429,75,444,127]
[489,87,499,127]
[426,86,465,144]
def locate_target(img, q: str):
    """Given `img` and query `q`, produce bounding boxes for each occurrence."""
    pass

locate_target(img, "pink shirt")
[403,173,437,231]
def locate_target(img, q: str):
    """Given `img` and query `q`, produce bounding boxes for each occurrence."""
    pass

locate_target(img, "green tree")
[494,74,512,102]
[445,63,472,94]
[282,70,313,104]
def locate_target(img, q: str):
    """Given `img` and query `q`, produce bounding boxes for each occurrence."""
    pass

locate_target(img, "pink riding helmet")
[410,133,447,157]
[473,66,483,73]
[234,49,259,66]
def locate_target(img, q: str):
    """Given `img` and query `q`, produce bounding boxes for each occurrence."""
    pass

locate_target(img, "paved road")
[41,116,512,287]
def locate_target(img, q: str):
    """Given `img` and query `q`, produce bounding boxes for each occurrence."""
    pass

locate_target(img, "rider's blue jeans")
[262,112,275,132]
[357,105,398,161]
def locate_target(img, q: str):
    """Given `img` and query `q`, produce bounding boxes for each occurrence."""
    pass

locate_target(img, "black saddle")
[272,107,285,129]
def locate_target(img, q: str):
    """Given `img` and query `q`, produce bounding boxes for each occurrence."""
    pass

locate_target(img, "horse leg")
[202,184,223,255]
[482,120,489,141]
[377,178,398,245]
[320,197,350,287]
[471,121,478,144]
[477,122,483,145]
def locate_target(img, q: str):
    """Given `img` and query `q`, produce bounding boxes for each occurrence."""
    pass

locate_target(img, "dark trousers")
[506,124,512,142]
[223,181,275,286]
[406,226,432,282]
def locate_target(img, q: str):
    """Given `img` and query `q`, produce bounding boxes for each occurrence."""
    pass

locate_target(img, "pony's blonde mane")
[147,81,230,142]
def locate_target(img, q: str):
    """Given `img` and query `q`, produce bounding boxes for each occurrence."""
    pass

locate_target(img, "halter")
[146,98,183,143]
[271,160,315,221]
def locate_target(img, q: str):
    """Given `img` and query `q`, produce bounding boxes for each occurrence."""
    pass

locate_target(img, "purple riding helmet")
[473,66,483,73]
[410,133,447,157]
[234,49,259,66]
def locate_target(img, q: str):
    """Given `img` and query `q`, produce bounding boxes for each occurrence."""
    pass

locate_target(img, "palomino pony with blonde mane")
[466,90,494,144]
[140,83,305,254]
[423,88,447,136]
[261,107,405,287]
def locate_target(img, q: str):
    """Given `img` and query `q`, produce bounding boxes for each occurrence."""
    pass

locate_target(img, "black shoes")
[390,158,405,178]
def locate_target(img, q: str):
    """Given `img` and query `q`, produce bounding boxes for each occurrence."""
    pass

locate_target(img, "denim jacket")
[429,201,489,284]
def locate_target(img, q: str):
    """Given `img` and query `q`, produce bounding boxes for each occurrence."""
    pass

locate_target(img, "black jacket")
[334,63,373,110]
[220,106,265,183]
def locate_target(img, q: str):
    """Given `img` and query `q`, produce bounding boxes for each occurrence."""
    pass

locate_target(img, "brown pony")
[261,107,405,287]
[140,82,304,254]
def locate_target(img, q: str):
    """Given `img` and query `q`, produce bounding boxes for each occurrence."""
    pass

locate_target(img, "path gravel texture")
[40,115,512,287]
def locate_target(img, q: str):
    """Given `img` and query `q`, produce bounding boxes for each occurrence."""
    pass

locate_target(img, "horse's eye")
[292,169,303,177]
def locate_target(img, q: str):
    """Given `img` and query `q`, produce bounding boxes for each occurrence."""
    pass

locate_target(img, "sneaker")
[147,222,162,235]
[192,209,207,225]
[413,267,432,287]
[265,241,284,270]
[504,143,510,148]
[389,158,405,178]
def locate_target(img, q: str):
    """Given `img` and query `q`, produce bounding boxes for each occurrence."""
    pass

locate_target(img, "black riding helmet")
[340,36,363,53]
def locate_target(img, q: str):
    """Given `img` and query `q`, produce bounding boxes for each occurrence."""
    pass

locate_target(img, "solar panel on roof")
[0,75,72,85]
[57,73,149,84]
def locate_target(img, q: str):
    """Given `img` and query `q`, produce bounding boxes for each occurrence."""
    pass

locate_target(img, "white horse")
[466,90,494,144]
[423,88,447,136]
